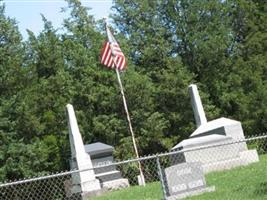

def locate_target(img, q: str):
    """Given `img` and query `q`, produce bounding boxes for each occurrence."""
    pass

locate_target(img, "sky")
[3,0,113,39]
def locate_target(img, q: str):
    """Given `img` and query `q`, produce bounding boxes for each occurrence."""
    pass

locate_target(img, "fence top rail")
[0,133,266,188]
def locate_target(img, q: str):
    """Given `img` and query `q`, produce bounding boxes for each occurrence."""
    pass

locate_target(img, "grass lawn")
[188,154,267,200]
[92,182,162,200]
[92,155,267,200]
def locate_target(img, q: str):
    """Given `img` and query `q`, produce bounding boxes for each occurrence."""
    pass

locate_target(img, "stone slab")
[84,142,114,157]
[172,134,233,150]
[71,178,102,194]
[190,117,246,142]
[240,149,259,164]
[202,156,246,173]
[96,170,122,182]
[102,178,129,190]
[201,149,258,173]
[164,162,210,196]
[166,186,215,200]
[81,188,108,200]
[183,142,240,164]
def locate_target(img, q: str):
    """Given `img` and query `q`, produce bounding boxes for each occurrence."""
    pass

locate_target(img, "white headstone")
[66,104,101,194]
[188,84,207,128]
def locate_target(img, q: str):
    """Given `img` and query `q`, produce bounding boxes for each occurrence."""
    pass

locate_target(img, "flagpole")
[115,68,146,186]
[103,18,145,185]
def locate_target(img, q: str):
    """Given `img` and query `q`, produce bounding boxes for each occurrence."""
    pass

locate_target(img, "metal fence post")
[156,156,168,200]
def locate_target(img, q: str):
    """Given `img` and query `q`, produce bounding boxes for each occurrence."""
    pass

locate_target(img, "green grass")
[188,154,267,200]
[92,182,162,200]
[92,155,267,200]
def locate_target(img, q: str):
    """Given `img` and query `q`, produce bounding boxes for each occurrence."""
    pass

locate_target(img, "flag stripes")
[100,42,126,71]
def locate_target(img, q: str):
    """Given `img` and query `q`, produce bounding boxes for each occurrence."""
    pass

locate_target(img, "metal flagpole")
[104,18,145,185]
[114,68,146,186]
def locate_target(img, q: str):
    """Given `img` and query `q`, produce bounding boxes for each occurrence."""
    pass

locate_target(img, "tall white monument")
[189,84,207,128]
[172,84,259,173]
[66,104,101,197]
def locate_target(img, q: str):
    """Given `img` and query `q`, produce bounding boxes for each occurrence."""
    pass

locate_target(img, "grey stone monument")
[164,162,215,200]
[66,104,101,198]
[84,142,129,190]
[172,84,259,173]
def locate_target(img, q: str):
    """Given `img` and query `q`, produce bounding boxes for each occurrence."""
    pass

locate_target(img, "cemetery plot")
[91,154,267,200]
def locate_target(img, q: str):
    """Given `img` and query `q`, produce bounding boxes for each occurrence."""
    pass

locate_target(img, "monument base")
[138,174,146,186]
[80,188,108,200]
[166,186,215,200]
[71,178,101,194]
[96,170,122,182]
[102,178,129,190]
[240,149,259,164]
[202,149,259,173]
[172,133,259,174]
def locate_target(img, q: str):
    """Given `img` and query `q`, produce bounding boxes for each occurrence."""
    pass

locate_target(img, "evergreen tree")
[0,3,32,180]
[220,0,267,135]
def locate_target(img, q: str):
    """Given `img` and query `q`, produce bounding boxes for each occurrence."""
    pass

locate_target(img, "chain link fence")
[0,134,266,200]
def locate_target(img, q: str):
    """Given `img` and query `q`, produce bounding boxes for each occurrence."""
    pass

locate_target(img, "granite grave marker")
[84,142,129,190]
[164,162,215,200]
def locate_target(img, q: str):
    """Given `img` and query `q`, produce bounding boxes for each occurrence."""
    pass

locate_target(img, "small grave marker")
[164,162,215,199]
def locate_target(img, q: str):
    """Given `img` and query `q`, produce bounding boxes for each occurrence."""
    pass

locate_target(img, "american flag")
[100,25,127,71]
